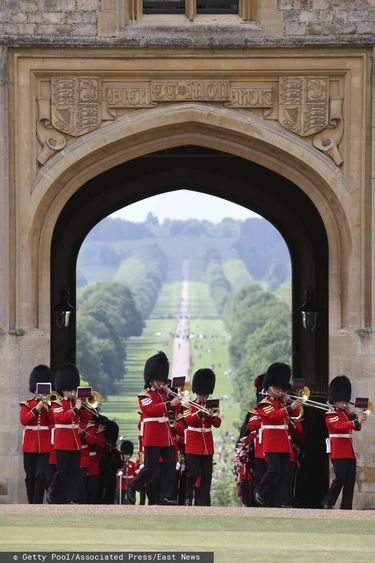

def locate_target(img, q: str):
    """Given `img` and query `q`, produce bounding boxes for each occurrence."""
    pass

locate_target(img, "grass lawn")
[1,512,375,562]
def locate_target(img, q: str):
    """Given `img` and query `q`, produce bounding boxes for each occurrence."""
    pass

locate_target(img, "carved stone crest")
[279,77,329,137]
[51,76,101,136]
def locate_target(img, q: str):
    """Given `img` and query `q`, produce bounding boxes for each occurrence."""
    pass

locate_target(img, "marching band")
[20,355,368,509]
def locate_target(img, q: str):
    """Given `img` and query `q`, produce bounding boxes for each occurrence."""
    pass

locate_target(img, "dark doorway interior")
[51,145,329,507]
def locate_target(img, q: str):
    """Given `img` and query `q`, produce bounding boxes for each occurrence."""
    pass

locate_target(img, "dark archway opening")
[51,145,329,507]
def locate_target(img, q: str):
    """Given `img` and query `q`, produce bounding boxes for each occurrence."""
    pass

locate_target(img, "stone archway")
[9,93,371,506]
[30,103,351,336]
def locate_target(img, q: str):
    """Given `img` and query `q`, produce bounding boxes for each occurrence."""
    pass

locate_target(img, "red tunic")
[20,398,53,453]
[79,416,93,469]
[138,388,180,447]
[325,408,361,459]
[87,423,106,477]
[246,411,264,459]
[51,398,91,451]
[184,403,221,455]
[256,397,300,454]
[117,459,136,490]
[288,419,305,463]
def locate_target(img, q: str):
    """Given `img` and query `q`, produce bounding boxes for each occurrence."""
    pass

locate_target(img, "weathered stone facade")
[0,2,375,506]
[0,1,374,39]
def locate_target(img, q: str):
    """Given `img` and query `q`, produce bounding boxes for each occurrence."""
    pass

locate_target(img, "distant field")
[77,237,239,282]
[101,281,181,442]
[2,509,375,562]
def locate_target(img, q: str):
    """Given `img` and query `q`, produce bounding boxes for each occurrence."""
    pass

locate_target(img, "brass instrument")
[291,404,304,422]
[83,390,102,411]
[45,391,62,406]
[209,407,220,417]
[165,383,213,416]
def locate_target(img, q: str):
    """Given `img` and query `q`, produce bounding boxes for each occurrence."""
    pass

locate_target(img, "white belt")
[89,452,97,457]
[140,417,169,436]
[143,417,169,423]
[187,426,211,433]
[262,425,288,430]
[259,425,288,444]
[326,434,352,453]
[54,424,79,429]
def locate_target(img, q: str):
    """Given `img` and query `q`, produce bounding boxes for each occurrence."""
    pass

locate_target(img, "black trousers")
[185,454,213,506]
[138,446,176,503]
[324,458,356,510]
[86,475,98,504]
[55,450,81,503]
[254,458,267,486]
[23,452,50,504]
[77,467,88,504]
[256,452,293,507]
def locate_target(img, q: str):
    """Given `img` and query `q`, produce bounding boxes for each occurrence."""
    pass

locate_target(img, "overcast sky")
[111,190,259,223]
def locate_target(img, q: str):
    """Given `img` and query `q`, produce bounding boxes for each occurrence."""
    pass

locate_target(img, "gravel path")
[1,505,375,521]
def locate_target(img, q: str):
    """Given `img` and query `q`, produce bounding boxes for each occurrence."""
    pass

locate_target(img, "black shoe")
[185,499,192,506]
[321,502,332,509]
[126,486,136,505]
[46,487,54,504]
[254,492,265,507]
[161,498,177,505]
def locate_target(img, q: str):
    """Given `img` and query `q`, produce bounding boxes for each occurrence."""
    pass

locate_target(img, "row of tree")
[224,284,292,411]
[76,246,167,394]
[76,282,144,396]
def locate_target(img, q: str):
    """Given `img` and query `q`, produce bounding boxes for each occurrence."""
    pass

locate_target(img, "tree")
[76,281,144,395]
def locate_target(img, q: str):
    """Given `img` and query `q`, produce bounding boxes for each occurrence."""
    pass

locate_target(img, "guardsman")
[77,407,93,503]
[246,410,266,495]
[98,420,122,504]
[86,415,106,504]
[287,412,305,507]
[136,351,182,505]
[51,363,91,503]
[254,363,302,508]
[20,364,54,504]
[117,440,136,504]
[184,368,222,506]
[322,375,366,510]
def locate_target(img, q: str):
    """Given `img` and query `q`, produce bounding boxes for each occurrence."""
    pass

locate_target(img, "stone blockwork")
[0,0,100,38]
[0,0,374,38]
[280,0,375,37]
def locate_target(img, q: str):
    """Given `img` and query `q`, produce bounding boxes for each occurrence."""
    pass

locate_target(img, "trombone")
[164,382,214,416]
[82,390,102,413]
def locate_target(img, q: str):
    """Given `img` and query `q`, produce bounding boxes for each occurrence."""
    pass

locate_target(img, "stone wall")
[0,0,374,39]
[0,0,100,38]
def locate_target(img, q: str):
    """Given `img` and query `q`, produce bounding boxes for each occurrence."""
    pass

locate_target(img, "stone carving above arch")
[36,73,344,167]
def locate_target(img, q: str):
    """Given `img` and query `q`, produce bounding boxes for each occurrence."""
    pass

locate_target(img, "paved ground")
[1,504,375,521]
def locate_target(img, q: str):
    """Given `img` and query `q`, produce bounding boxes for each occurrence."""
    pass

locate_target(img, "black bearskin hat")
[192,368,216,395]
[29,364,54,393]
[144,351,169,385]
[120,440,134,456]
[263,363,291,392]
[55,363,80,394]
[254,373,265,404]
[328,375,352,404]
[105,420,119,445]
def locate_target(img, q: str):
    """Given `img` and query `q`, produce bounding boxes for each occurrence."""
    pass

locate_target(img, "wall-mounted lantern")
[300,289,318,332]
[54,289,74,328]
